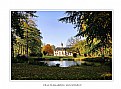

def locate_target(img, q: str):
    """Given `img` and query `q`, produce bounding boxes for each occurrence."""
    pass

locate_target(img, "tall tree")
[22,18,42,56]
[59,11,112,55]
[11,11,38,59]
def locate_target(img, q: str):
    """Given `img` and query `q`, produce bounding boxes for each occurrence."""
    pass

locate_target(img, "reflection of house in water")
[54,47,73,56]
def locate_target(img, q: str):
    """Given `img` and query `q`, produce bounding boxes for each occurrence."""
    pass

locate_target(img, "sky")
[35,11,77,47]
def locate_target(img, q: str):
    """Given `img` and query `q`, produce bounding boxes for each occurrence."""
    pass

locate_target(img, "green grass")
[81,56,112,62]
[42,56,74,61]
[42,56,74,59]
[11,63,112,80]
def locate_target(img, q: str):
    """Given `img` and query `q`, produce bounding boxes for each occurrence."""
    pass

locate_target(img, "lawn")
[11,63,112,80]
[42,56,74,59]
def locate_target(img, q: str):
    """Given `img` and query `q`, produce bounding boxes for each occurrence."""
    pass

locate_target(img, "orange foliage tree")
[42,44,54,55]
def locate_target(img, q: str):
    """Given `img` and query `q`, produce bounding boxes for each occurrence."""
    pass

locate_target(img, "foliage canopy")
[59,11,112,53]
[11,11,42,58]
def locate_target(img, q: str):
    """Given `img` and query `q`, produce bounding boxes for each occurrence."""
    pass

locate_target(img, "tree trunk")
[18,42,20,55]
[20,44,22,55]
[11,33,14,60]
[11,41,14,60]
[26,29,29,57]
[22,45,25,55]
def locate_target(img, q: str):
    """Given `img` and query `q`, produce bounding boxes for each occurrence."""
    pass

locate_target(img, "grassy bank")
[11,63,112,80]
[12,55,112,62]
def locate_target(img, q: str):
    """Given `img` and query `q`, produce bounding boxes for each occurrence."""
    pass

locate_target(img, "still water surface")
[44,61,81,67]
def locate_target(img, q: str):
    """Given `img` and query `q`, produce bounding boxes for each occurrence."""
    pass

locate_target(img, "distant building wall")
[54,50,73,56]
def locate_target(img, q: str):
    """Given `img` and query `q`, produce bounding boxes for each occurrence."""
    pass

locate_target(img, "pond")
[44,60,81,67]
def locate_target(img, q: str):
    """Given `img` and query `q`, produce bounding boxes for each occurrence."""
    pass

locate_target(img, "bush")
[33,58,45,62]
[88,54,91,57]
[56,64,60,67]
[37,53,43,57]
[73,53,77,58]
[21,55,28,62]
[13,54,28,63]
[84,54,87,57]
[30,53,43,57]
[30,53,36,57]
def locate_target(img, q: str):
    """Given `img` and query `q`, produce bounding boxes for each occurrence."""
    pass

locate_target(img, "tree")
[51,45,56,51]
[11,11,37,59]
[66,36,81,47]
[22,18,42,56]
[59,11,112,56]
[70,39,89,55]
[69,38,111,57]
[11,11,43,59]
[66,36,82,55]
[42,44,54,56]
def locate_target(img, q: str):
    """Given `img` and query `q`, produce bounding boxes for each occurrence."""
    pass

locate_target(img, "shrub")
[56,64,60,67]
[30,53,36,57]
[88,54,91,57]
[30,53,43,57]
[84,54,87,57]
[22,55,28,62]
[73,53,77,58]
[36,53,43,57]
[13,54,28,63]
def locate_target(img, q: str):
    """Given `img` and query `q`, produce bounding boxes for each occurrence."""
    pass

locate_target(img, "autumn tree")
[59,11,112,56]
[42,44,54,56]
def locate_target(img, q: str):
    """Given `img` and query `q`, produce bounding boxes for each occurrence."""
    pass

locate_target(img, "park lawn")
[11,63,112,80]
[74,56,88,61]
[28,56,74,61]
[74,56,112,61]
[28,56,112,62]
[42,56,74,59]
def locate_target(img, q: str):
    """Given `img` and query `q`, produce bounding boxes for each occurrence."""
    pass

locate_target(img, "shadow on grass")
[11,62,112,80]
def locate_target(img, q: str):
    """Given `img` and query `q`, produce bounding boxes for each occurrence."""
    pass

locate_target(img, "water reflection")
[44,61,81,67]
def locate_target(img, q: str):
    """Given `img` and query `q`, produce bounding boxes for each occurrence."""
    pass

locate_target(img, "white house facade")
[54,47,73,56]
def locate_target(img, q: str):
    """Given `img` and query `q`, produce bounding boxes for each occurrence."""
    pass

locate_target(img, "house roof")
[55,47,70,51]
